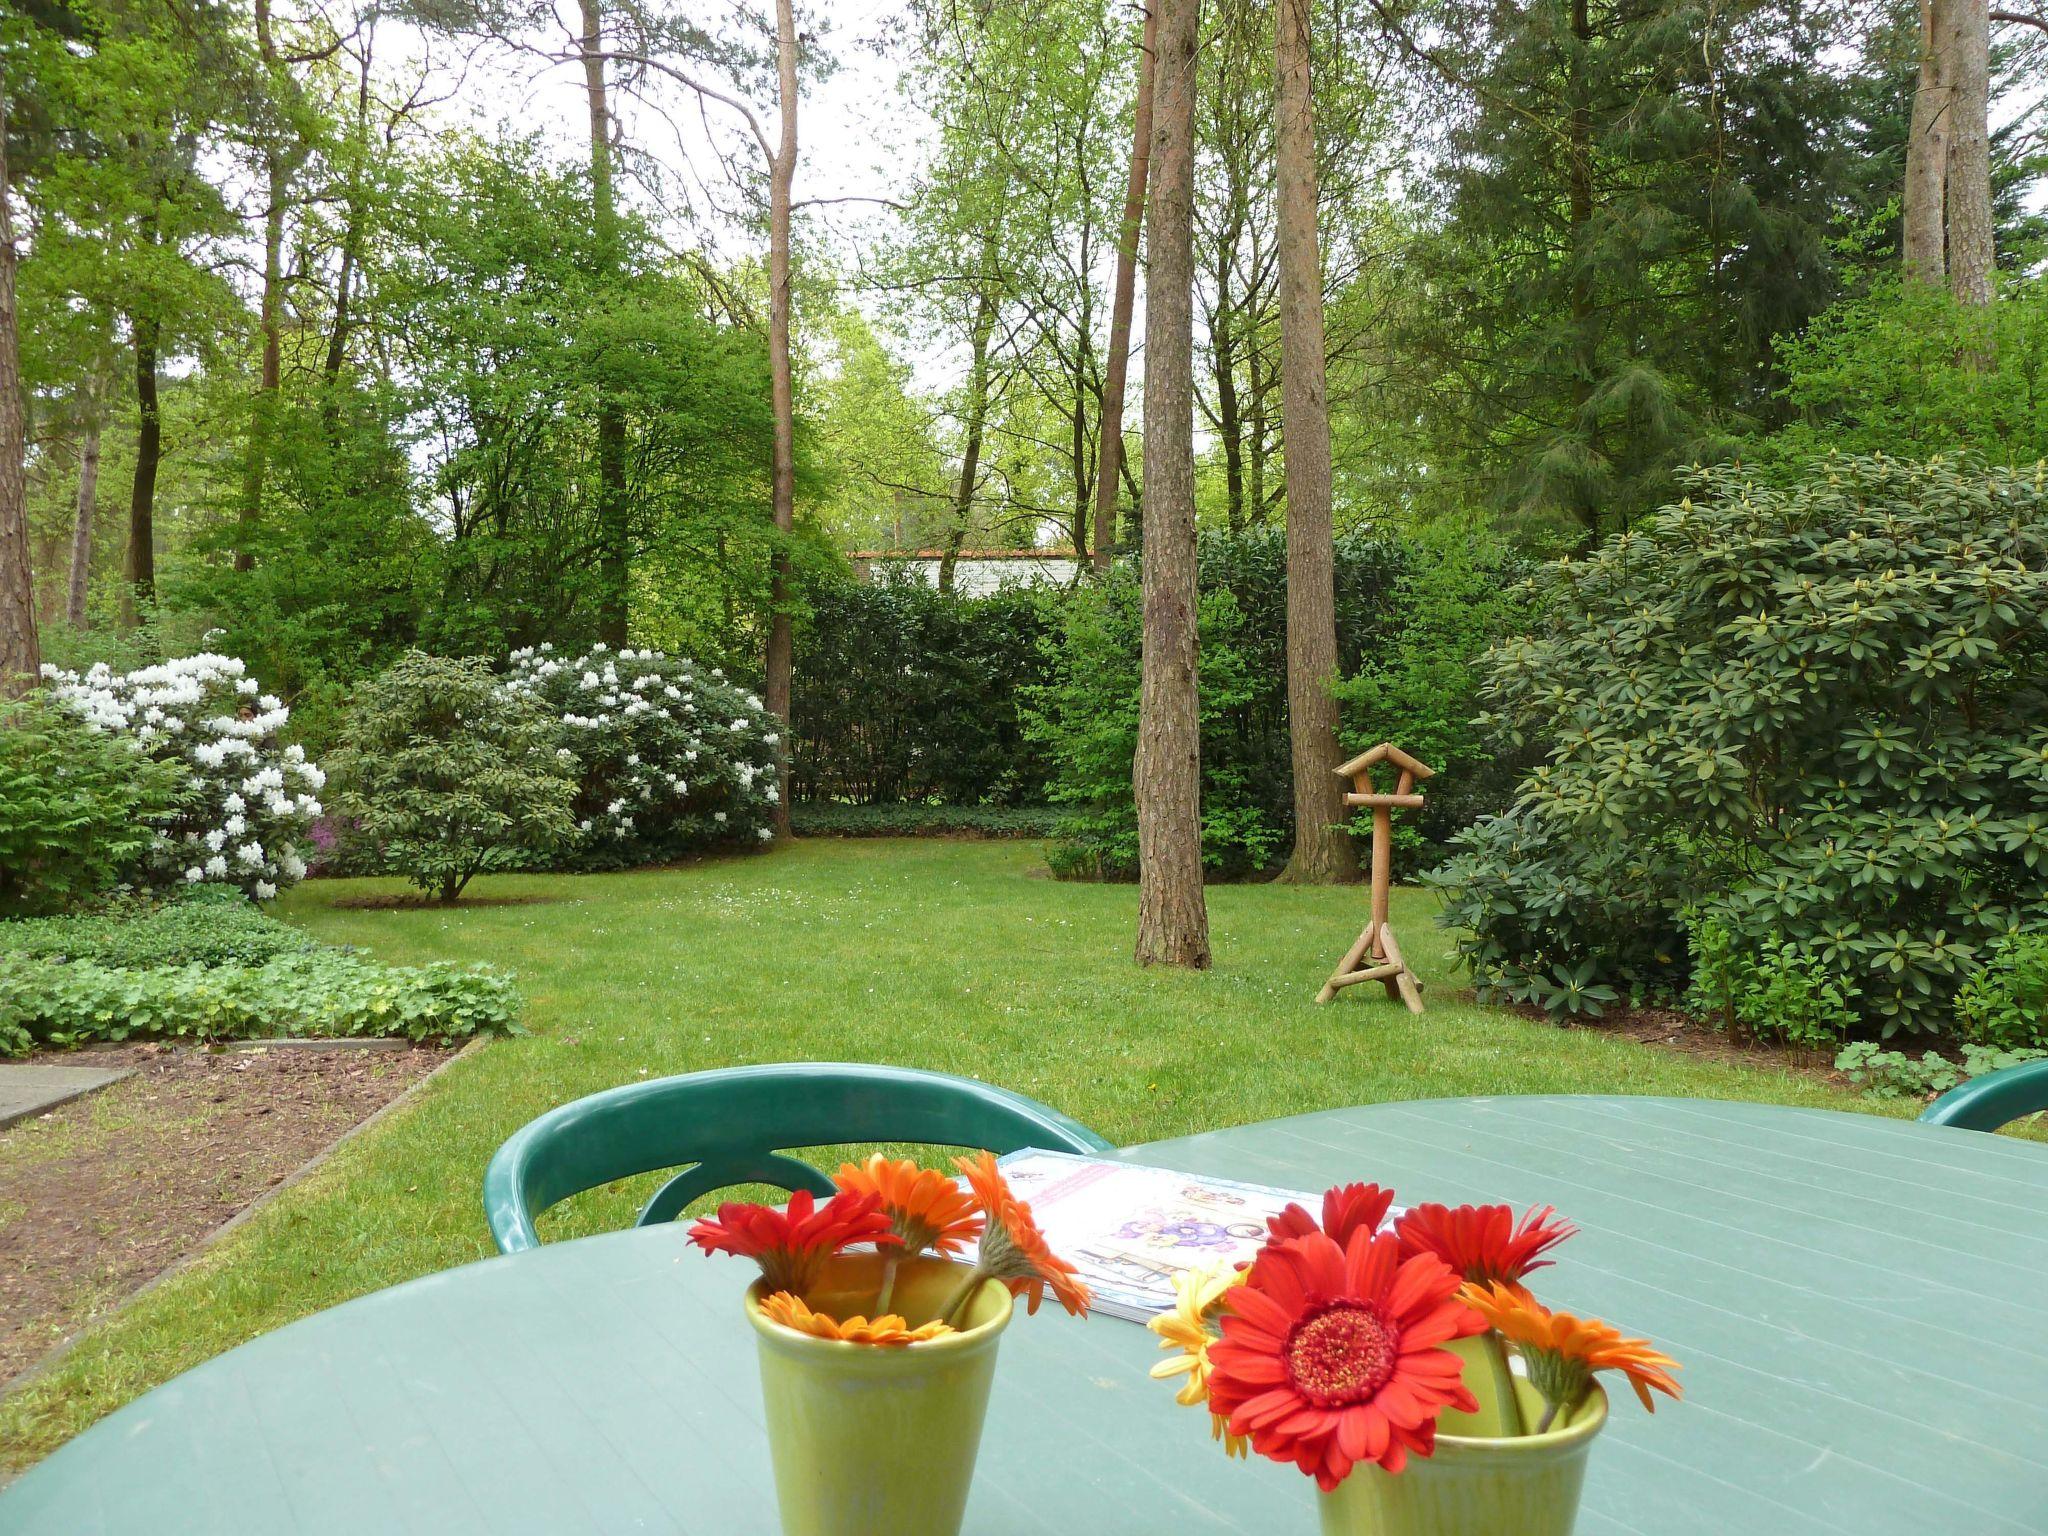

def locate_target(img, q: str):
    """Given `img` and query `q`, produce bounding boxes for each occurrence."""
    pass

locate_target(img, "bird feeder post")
[1315,742,1434,1012]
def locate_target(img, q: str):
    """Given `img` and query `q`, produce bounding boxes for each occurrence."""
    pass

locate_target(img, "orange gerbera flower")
[758,1290,956,1346]
[834,1154,985,1258]
[687,1189,899,1294]
[1266,1182,1396,1249]
[1394,1203,1576,1291]
[952,1151,1091,1318]
[1205,1228,1486,1489]
[1463,1281,1682,1422]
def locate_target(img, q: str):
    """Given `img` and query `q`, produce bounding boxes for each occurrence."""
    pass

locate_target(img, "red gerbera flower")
[1266,1182,1396,1250]
[687,1188,899,1294]
[1206,1228,1486,1490]
[1394,1202,1575,1290]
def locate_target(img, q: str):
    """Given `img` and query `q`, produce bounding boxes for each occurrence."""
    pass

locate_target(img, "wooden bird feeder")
[1315,742,1434,1011]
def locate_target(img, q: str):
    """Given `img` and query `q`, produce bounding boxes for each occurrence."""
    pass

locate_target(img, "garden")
[1,0,2046,1531]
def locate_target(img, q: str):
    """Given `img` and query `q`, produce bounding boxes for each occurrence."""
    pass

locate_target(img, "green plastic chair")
[482,1061,1115,1254]
[1919,1058,2048,1132]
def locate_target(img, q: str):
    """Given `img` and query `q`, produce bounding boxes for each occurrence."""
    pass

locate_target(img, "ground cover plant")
[0,840,1912,1471]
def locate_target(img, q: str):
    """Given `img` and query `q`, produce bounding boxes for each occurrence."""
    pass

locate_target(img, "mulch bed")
[1508,999,1846,1080]
[0,1042,451,1388]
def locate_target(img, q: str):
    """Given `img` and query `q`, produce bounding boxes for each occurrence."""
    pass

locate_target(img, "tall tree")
[1904,0,1953,281]
[578,0,631,643]
[67,380,101,625]
[1133,0,1209,969]
[763,0,798,838]
[1274,0,1354,884]
[0,62,39,698]
[1090,1,1155,572]
[1944,0,1995,304]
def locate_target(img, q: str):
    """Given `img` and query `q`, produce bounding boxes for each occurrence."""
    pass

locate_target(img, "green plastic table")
[5,1096,2046,1534]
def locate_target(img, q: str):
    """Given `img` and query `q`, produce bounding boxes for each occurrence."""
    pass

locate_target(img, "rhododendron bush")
[40,654,324,900]
[504,643,778,865]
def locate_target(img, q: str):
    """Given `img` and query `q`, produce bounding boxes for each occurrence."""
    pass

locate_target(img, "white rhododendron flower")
[41,652,322,899]
[502,645,778,862]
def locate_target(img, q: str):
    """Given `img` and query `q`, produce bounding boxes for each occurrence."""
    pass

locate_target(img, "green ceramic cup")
[745,1253,1012,1536]
[1318,1379,1609,1536]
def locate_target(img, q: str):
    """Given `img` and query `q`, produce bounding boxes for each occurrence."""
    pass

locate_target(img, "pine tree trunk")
[67,393,101,627]
[1274,0,1356,886]
[1091,2,1156,574]
[581,0,631,645]
[1903,0,1952,282]
[763,0,799,840]
[125,314,161,620]
[1944,0,1995,308]
[0,71,37,699]
[1133,0,1210,970]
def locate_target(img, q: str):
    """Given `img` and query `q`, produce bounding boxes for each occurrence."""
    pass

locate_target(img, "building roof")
[848,548,1080,561]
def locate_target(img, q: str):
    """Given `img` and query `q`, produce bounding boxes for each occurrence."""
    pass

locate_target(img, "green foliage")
[791,803,1059,839]
[504,644,778,865]
[0,950,518,1058]
[1833,1040,2048,1101]
[0,694,186,918]
[1955,932,2048,1052]
[332,653,580,903]
[1431,455,2048,1037]
[1686,917,1860,1049]
[791,574,1059,806]
[1330,519,1531,860]
[1026,564,1284,880]
[0,888,317,969]
[1763,276,2048,469]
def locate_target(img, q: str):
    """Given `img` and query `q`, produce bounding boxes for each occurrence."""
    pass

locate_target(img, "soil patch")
[1511,999,1845,1080]
[0,1041,450,1387]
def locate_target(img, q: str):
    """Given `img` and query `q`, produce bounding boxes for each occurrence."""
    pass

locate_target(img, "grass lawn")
[0,838,1896,1471]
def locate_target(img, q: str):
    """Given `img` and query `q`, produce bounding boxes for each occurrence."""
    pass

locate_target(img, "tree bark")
[0,69,38,699]
[1090,2,1156,574]
[1133,0,1210,970]
[1566,0,1597,538]
[126,313,162,620]
[1944,0,1995,307]
[237,149,287,573]
[939,286,998,597]
[1274,0,1357,885]
[581,0,631,645]
[763,0,799,839]
[68,390,102,627]
[1903,0,1953,282]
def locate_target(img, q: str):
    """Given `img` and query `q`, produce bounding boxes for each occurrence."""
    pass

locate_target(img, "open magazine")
[957,1149,1339,1322]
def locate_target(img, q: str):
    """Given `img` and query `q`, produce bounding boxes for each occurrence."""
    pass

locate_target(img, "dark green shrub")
[1331,518,1533,860]
[0,949,519,1056]
[1025,569,1284,879]
[332,652,581,903]
[0,694,186,918]
[790,575,1059,806]
[1431,455,2048,1037]
[792,803,1059,839]
[0,888,318,968]
[1956,933,2048,1051]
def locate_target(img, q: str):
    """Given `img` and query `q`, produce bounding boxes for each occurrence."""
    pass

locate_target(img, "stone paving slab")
[0,1066,134,1132]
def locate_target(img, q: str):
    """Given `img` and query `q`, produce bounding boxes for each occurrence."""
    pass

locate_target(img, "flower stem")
[1536,1399,1560,1435]
[874,1251,902,1317]
[937,1266,989,1329]
[1485,1330,1528,1437]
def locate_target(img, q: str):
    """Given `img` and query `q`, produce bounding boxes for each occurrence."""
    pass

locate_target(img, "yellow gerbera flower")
[1148,1261,1250,1457]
